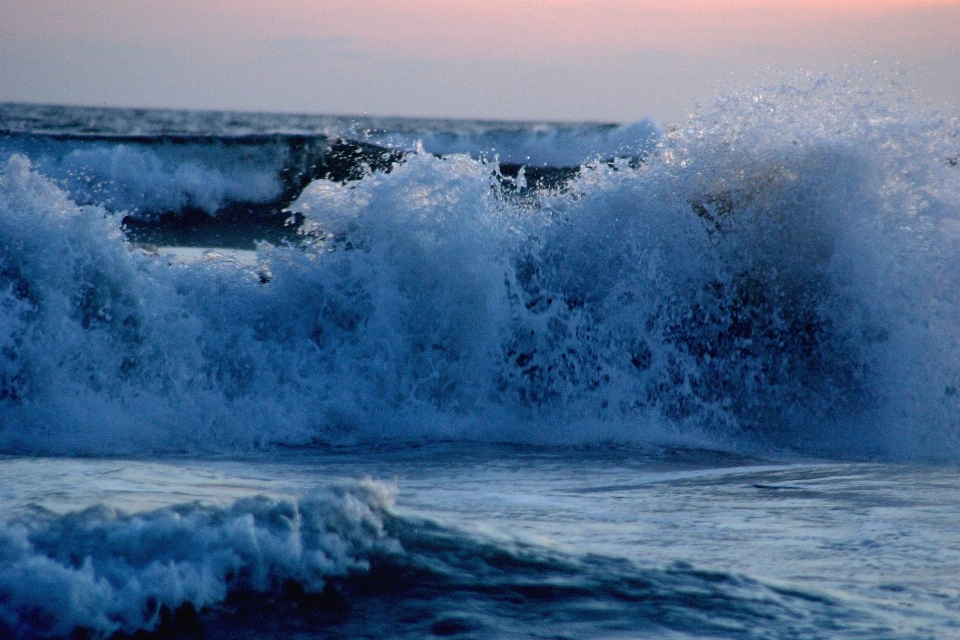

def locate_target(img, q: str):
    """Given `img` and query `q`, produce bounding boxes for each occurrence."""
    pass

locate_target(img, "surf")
[0,75,958,460]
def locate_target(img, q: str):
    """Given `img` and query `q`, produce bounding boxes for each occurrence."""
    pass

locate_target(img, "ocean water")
[0,74,959,638]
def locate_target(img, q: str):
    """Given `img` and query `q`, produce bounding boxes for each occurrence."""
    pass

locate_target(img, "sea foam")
[1,77,959,458]
[0,481,395,638]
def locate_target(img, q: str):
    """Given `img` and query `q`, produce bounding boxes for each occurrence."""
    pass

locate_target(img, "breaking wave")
[0,481,887,639]
[1,76,959,459]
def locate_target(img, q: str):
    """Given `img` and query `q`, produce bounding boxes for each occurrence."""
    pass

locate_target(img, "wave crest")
[0,481,395,638]
[1,78,959,458]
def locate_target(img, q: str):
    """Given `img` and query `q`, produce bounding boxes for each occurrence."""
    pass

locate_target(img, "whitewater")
[0,74,959,638]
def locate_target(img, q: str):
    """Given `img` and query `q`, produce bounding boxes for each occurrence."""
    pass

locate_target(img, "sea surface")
[1,74,959,638]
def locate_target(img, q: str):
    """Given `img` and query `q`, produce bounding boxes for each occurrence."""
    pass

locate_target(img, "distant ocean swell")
[0,481,884,639]
[1,79,959,458]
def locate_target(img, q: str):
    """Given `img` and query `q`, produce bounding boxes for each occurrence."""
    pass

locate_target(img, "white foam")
[1,75,959,459]
[152,246,260,267]
[0,481,396,637]
[0,138,285,215]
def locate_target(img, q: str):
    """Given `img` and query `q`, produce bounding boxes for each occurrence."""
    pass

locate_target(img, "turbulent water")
[0,74,959,638]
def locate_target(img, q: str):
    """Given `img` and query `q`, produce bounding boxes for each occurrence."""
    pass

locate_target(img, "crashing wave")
[1,77,959,458]
[0,480,884,639]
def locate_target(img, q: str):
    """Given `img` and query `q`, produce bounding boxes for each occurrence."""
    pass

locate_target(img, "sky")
[1,0,959,123]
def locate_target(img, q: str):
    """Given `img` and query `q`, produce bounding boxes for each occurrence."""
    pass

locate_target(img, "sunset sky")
[2,0,959,122]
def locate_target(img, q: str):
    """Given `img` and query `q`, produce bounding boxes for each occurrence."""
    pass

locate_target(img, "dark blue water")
[0,73,959,638]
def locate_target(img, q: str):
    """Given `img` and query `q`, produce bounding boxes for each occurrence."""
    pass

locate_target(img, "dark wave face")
[0,481,891,640]
[0,104,654,249]
[0,131,405,248]
[0,75,959,459]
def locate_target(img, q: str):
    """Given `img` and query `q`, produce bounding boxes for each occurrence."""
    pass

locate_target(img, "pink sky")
[2,0,959,121]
